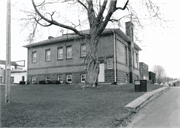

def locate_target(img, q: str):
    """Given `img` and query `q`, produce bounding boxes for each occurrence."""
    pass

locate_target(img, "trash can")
[134,80,141,92]
[140,80,147,92]
[134,80,147,92]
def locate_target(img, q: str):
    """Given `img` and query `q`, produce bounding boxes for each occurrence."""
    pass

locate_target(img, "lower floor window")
[58,75,63,83]
[45,76,50,81]
[66,75,72,83]
[125,74,128,83]
[81,74,86,83]
[32,76,36,83]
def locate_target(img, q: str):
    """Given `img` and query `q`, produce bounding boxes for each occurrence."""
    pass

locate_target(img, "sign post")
[5,0,11,103]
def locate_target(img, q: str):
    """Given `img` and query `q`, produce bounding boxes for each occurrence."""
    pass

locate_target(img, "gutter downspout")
[112,30,117,83]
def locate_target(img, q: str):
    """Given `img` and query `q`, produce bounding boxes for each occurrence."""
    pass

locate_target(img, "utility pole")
[5,0,11,103]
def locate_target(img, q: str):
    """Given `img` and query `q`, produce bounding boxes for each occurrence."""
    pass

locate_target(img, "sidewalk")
[119,86,170,127]
[124,86,170,112]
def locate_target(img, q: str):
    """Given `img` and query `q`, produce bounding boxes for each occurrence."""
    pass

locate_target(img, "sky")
[0,0,180,79]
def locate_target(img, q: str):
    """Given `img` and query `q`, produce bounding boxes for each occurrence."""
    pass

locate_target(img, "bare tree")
[21,0,161,86]
[152,65,166,84]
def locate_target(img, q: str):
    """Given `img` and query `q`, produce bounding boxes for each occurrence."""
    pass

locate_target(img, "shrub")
[39,80,46,84]
[19,81,25,85]
[55,80,60,84]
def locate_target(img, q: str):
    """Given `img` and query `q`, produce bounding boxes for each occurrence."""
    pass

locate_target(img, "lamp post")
[5,0,11,103]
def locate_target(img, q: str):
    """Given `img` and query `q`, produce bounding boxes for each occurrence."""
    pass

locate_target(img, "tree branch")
[115,0,129,10]
[77,0,88,10]
[96,0,107,22]
[31,0,88,37]
[87,0,96,29]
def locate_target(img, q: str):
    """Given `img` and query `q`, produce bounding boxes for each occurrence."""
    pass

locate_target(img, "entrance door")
[98,63,105,82]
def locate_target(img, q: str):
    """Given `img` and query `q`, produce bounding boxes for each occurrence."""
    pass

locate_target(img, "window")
[32,76,36,84]
[117,41,127,65]
[58,75,63,83]
[66,46,72,59]
[66,75,72,83]
[107,58,113,69]
[32,52,37,63]
[81,44,86,57]
[125,46,127,65]
[45,49,51,61]
[81,74,86,83]
[45,76,50,81]
[58,47,63,60]
[125,74,128,83]
[134,52,138,68]
[0,77,3,83]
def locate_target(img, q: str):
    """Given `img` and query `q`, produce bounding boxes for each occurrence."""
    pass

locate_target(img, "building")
[0,66,5,84]
[24,21,141,84]
[149,71,156,84]
[0,60,26,84]
[139,62,149,80]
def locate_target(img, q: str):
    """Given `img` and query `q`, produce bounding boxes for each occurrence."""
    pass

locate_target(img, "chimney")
[48,36,54,39]
[125,21,134,42]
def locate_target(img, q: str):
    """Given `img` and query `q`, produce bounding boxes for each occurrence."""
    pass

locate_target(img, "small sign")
[135,80,140,85]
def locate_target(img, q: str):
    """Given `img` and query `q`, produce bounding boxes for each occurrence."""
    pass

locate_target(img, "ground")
[126,87,180,128]
[0,83,162,127]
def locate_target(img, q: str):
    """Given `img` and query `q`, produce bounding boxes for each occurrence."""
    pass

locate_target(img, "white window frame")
[81,44,86,57]
[58,47,63,60]
[66,46,72,59]
[46,49,51,61]
[81,74,86,83]
[58,75,63,83]
[66,75,72,83]
[45,76,50,81]
[32,52,37,63]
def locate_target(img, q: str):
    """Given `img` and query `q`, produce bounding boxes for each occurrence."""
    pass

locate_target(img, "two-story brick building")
[139,62,149,80]
[24,21,141,84]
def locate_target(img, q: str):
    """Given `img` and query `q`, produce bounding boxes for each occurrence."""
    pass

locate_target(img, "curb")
[124,86,170,113]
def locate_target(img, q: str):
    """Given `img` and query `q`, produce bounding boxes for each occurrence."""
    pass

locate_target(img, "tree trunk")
[85,34,100,87]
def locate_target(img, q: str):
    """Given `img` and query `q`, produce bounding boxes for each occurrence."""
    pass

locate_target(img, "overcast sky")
[0,0,180,79]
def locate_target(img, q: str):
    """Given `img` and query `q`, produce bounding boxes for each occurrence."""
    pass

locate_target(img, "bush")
[39,80,46,84]
[55,80,60,84]
[19,81,25,85]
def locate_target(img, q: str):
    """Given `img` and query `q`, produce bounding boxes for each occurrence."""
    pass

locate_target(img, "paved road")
[126,87,180,128]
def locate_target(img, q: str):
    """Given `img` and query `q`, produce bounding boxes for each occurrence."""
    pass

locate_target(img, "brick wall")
[105,69,114,83]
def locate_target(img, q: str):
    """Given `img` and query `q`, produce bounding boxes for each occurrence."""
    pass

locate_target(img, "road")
[126,87,180,128]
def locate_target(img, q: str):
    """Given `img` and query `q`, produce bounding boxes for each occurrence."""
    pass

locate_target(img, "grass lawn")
[0,83,163,127]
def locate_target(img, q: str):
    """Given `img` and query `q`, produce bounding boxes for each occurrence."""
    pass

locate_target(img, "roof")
[0,60,19,66]
[23,28,141,51]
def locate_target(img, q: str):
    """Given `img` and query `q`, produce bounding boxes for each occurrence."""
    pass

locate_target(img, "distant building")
[24,21,142,84]
[0,66,5,84]
[139,62,149,80]
[149,71,156,84]
[0,60,26,84]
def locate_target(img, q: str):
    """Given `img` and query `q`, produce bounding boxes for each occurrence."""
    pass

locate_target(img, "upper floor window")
[32,52,37,63]
[134,52,138,68]
[58,47,63,60]
[125,46,127,65]
[66,46,72,59]
[81,44,86,57]
[45,49,51,61]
